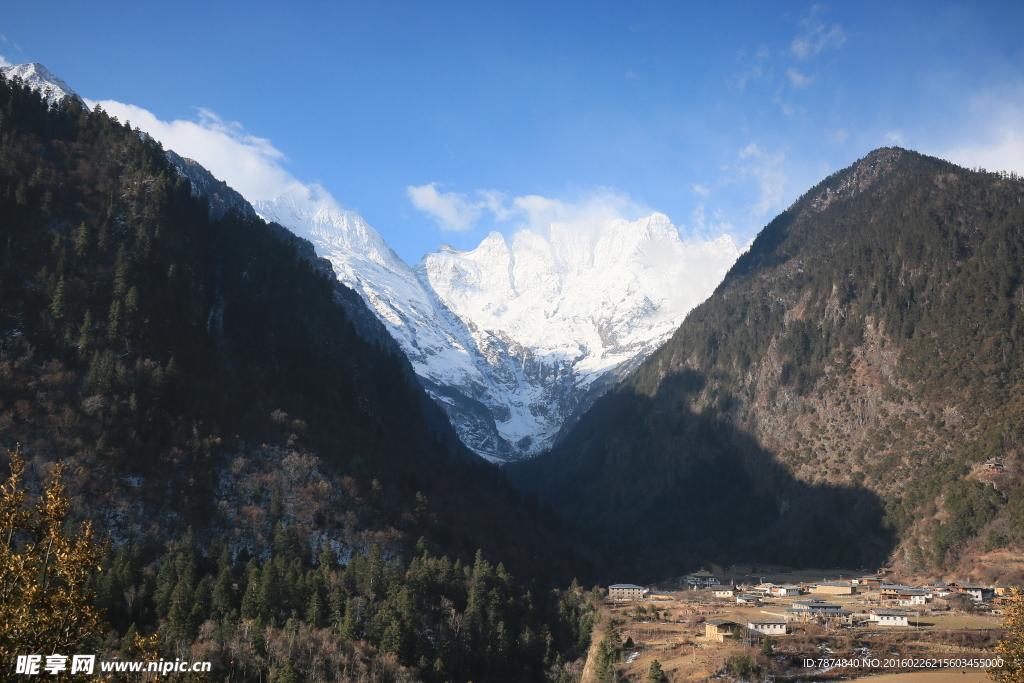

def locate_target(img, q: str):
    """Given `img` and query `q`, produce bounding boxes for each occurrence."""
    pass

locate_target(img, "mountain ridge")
[512,147,1024,581]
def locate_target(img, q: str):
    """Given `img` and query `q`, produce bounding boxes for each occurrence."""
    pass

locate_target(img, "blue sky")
[3,1,1024,264]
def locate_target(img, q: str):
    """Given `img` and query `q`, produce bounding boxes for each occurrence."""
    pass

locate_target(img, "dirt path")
[579,616,609,683]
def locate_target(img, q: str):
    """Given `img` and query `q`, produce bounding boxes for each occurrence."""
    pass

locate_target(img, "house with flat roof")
[712,586,737,599]
[869,609,909,626]
[814,582,855,595]
[748,619,787,635]
[897,589,928,606]
[608,584,645,600]
[791,599,841,611]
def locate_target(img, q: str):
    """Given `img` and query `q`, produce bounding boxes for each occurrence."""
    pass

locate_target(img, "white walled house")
[748,619,787,636]
[869,609,909,626]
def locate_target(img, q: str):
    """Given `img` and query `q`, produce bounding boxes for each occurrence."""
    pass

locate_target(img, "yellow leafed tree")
[0,447,108,669]
[991,589,1024,683]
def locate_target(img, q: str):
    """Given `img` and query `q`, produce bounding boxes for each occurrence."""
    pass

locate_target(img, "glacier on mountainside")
[256,187,741,461]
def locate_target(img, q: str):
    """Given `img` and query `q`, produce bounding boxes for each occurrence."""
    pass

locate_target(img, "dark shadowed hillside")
[511,148,1024,582]
[0,72,597,682]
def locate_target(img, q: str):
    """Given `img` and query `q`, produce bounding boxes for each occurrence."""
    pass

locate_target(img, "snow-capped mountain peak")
[257,184,740,460]
[0,63,89,110]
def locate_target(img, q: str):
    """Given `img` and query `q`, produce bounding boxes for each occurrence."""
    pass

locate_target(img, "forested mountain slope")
[0,71,595,682]
[512,148,1024,582]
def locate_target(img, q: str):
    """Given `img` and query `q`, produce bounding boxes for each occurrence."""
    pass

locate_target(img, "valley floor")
[598,569,1009,682]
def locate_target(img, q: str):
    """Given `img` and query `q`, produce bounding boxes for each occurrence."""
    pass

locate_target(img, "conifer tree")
[647,659,668,683]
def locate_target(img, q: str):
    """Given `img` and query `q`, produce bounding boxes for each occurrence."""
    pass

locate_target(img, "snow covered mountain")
[0,62,88,109]
[12,62,742,461]
[256,187,741,461]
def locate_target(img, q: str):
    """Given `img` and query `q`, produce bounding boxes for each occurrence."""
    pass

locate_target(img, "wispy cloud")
[407,184,653,235]
[884,130,905,146]
[691,203,735,239]
[0,54,11,68]
[937,91,1024,175]
[85,99,295,202]
[737,143,788,217]
[406,184,484,232]
[732,45,771,90]
[693,184,710,197]
[786,68,813,88]
[791,7,846,59]
[829,128,850,144]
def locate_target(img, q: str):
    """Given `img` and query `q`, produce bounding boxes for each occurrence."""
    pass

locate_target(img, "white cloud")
[407,184,653,236]
[84,99,296,202]
[693,184,710,197]
[737,143,788,217]
[786,68,813,88]
[0,54,11,68]
[406,183,484,232]
[934,90,1024,175]
[509,189,651,234]
[944,128,1024,175]
[791,8,845,59]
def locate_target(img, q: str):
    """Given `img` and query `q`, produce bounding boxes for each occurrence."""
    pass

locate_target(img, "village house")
[853,577,883,586]
[712,586,737,599]
[869,609,909,626]
[924,582,951,597]
[704,619,739,642]
[881,584,916,598]
[784,607,853,624]
[608,584,645,601]
[955,583,995,602]
[814,582,856,595]
[785,600,852,624]
[686,569,719,588]
[736,593,762,605]
[790,599,841,611]
[897,589,928,606]
[748,619,787,636]
[773,584,801,597]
